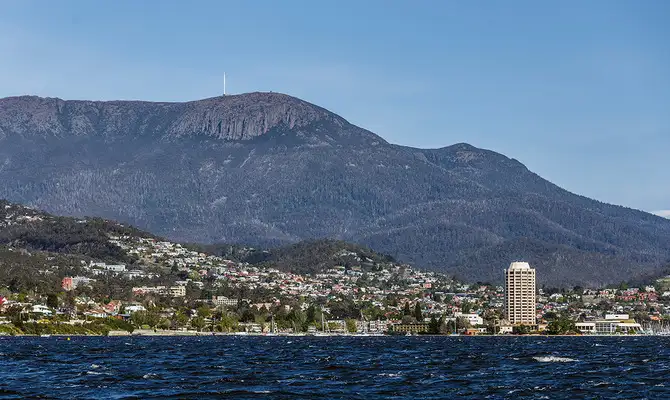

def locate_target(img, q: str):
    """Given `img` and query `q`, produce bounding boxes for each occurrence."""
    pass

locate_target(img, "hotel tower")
[504,262,536,325]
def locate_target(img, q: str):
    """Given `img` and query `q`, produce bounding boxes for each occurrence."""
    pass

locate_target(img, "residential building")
[504,262,536,325]
[454,312,484,326]
[62,276,96,291]
[390,323,429,334]
[132,285,186,298]
[169,286,186,297]
[212,296,238,307]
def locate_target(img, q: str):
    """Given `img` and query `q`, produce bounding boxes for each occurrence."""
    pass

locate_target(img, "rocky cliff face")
[1,92,669,286]
[0,92,362,142]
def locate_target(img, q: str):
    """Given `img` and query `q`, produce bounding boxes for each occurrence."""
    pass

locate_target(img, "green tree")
[403,302,411,316]
[191,316,206,331]
[346,319,358,333]
[217,313,238,332]
[428,316,439,334]
[513,325,532,335]
[145,310,161,329]
[46,293,59,309]
[172,310,189,329]
[461,302,473,314]
[131,311,147,327]
[288,308,307,332]
[197,305,212,319]
[546,317,576,335]
[158,318,171,330]
[413,302,423,321]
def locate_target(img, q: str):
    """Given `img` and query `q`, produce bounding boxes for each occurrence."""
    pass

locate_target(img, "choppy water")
[1,336,669,399]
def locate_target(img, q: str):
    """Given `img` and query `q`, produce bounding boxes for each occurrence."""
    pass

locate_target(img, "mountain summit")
[1,92,669,286]
[0,92,381,145]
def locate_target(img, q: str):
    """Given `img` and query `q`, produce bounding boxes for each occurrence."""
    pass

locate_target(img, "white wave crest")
[533,356,577,363]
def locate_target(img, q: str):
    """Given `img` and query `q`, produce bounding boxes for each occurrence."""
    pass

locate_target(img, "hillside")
[0,200,161,294]
[203,239,398,276]
[1,93,670,286]
[0,199,157,263]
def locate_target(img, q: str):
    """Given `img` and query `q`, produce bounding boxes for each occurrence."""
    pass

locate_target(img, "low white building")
[454,312,484,326]
[124,304,147,313]
[132,285,186,298]
[31,304,52,315]
[576,314,643,335]
[212,296,238,307]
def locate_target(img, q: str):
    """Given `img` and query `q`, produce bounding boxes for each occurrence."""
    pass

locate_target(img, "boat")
[40,334,51,337]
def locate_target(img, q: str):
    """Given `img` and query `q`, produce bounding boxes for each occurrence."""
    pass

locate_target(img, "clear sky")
[1,0,668,214]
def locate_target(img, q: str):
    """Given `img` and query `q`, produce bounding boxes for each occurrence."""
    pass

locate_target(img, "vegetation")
[238,239,396,275]
[4,92,670,287]
[5,317,135,336]
[545,315,578,335]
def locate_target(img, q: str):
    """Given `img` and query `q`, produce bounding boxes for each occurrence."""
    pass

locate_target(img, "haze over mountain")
[1,92,669,287]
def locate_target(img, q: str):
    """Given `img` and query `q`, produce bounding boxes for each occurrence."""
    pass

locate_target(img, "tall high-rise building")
[504,262,536,325]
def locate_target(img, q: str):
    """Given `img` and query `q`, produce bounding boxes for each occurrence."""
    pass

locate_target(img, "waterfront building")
[454,312,484,326]
[504,262,536,325]
[575,314,644,335]
[390,323,429,334]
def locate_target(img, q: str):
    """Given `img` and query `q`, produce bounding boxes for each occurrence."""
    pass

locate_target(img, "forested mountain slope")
[1,92,669,286]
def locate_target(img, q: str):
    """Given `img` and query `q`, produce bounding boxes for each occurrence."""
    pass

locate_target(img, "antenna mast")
[223,72,227,96]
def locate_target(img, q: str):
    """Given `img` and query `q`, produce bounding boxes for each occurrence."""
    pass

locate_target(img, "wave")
[533,356,578,363]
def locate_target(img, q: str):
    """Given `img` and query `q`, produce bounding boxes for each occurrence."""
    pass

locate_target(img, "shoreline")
[2,331,665,338]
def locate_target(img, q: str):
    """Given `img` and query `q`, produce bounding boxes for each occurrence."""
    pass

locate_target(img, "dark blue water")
[1,336,669,399]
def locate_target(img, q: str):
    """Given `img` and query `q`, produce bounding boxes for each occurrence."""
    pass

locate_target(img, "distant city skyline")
[0,1,668,214]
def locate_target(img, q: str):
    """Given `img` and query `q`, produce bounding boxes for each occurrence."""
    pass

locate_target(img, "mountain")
[1,92,669,286]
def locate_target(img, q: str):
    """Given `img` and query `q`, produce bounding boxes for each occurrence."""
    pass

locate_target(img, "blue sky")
[1,0,668,214]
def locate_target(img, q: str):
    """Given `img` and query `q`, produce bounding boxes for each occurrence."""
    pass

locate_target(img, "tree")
[46,293,59,309]
[191,316,206,331]
[413,302,422,321]
[403,302,411,316]
[131,311,147,327]
[456,316,470,330]
[287,308,306,332]
[513,325,532,335]
[346,319,357,333]
[428,316,439,334]
[197,305,211,319]
[158,318,171,330]
[217,313,238,333]
[172,310,189,329]
[461,302,473,314]
[439,318,451,335]
[145,310,161,329]
[546,317,576,335]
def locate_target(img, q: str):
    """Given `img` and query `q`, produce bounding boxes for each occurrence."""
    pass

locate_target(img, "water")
[1,336,669,399]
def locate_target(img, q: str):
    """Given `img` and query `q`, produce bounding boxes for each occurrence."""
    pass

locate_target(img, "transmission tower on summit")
[223,72,227,96]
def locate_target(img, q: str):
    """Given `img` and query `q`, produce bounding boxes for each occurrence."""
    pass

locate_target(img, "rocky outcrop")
[0,92,351,141]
